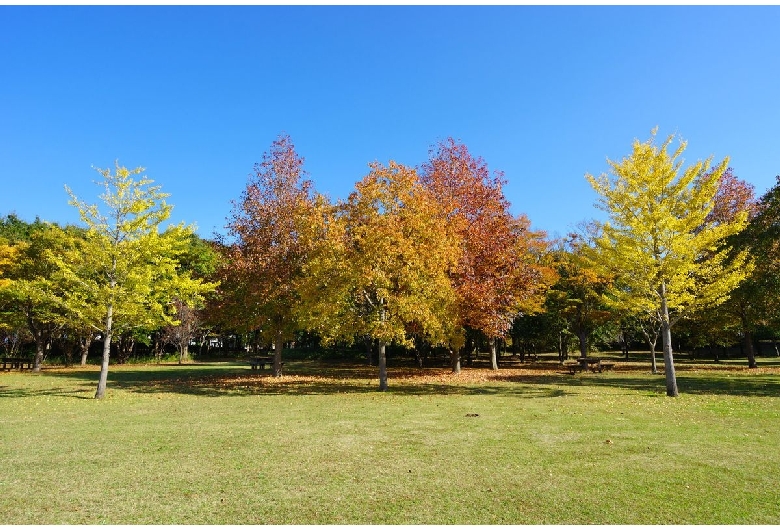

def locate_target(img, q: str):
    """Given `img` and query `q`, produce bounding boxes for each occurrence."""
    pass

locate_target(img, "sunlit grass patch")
[1,359,779,524]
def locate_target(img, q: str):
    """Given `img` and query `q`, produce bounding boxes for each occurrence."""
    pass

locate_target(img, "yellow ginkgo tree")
[586,130,751,397]
[58,163,217,399]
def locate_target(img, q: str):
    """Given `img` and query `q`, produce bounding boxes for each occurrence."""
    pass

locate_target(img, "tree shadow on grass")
[502,370,780,398]
[110,373,570,399]
[0,384,96,399]
[4,361,779,399]
[4,363,571,399]
[624,372,780,397]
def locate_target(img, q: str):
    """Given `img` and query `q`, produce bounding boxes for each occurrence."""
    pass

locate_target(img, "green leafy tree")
[586,130,751,396]
[681,168,763,366]
[545,232,614,360]
[58,162,217,398]
[159,234,221,364]
[733,175,780,350]
[0,221,73,370]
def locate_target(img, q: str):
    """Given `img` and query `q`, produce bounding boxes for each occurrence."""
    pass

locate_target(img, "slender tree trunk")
[95,303,113,399]
[490,338,499,370]
[557,332,563,362]
[560,331,569,361]
[378,339,388,391]
[744,331,757,368]
[273,332,284,377]
[451,347,461,374]
[365,336,373,366]
[642,329,659,374]
[622,333,630,360]
[649,343,658,374]
[659,282,678,397]
[415,341,425,368]
[736,308,756,367]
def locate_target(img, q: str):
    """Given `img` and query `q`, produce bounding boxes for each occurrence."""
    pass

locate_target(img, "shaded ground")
[4,357,780,399]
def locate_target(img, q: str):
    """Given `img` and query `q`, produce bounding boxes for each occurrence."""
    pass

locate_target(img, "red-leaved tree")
[420,138,554,371]
[220,134,318,376]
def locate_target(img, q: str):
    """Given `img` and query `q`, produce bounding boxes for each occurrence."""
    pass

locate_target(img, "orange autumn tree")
[221,134,319,376]
[420,138,554,372]
[299,161,459,390]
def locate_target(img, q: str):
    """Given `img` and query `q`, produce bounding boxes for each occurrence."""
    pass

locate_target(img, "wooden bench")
[563,361,583,374]
[599,362,615,372]
[249,356,272,370]
[2,357,34,370]
[249,357,284,373]
[564,358,615,374]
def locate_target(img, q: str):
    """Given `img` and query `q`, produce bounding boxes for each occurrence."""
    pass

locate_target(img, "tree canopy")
[1,130,776,398]
[586,130,752,396]
[57,162,217,398]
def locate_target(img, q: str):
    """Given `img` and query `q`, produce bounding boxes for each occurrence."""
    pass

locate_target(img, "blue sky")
[2,5,779,240]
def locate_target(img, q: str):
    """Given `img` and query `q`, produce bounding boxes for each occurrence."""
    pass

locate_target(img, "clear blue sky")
[2,5,779,240]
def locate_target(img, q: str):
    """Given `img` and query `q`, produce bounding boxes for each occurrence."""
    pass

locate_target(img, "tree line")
[1,130,778,397]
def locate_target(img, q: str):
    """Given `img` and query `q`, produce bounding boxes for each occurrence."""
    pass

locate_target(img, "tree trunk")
[659,282,678,397]
[649,343,658,374]
[488,338,498,370]
[365,336,373,366]
[744,330,757,369]
[578,330,588,358]
[557,332,563,362]
[415,341,425,368]
[559,331,569,362]
[33,335,45,372]
[26,311,47,372]
[622,332,630,360]
[378,339,388,391]
[451,347,461,374]
[79,336,90,366]
[642,329,659,375]
[178,343,189,365]
[273,332,284,377]
[95,303,113,399]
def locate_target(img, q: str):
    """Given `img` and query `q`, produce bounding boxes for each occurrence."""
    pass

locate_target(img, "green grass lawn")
[1,358,779,524]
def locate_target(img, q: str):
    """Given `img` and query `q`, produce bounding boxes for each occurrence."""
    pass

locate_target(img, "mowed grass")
[1,358,779,524]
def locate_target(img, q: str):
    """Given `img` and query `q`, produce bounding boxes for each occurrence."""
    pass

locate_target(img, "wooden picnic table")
[249,356,273,370]
[248,356,284,373]
[2,357,34,370]
[563,357,615,374]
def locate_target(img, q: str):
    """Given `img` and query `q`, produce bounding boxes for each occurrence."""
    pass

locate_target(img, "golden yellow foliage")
[586,129,752,396]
